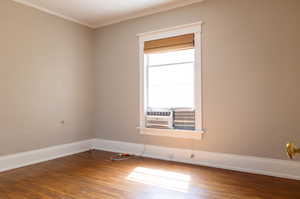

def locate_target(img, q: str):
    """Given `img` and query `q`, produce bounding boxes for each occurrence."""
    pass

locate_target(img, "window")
[138,22,204,139]
[147,49,195,109]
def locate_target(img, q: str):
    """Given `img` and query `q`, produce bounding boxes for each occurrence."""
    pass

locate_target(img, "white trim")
[12,0,95,28]
[95,0,205,28]
[11,0,205,29]
[0,140,92,173]
[137,21,203,38]
[138,127,203,140]
[194,31,203,130]
[92,138,300,181]
[1,138,300,181]
[138,22,204,138]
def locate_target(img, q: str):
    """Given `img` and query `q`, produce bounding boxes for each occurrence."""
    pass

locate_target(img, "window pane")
[148,63,194,108]
[148,49,195,66]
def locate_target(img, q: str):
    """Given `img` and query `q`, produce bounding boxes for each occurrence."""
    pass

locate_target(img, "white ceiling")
[12,0,203,28]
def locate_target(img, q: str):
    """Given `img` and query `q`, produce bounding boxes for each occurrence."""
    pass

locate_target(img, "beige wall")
[0,0,95,155]
[94,0,300,160]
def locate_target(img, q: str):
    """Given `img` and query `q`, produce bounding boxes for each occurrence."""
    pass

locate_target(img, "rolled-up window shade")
[144,33,194,54]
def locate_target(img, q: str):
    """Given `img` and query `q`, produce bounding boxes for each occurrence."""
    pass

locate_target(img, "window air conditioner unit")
[145,109,173,129]
[173,108,195,130]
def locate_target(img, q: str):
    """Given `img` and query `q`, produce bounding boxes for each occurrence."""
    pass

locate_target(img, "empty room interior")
[1,0,300,198]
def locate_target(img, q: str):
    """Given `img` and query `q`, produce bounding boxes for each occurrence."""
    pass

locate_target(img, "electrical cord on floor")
[110,127,148,161]
[110,153,134,161]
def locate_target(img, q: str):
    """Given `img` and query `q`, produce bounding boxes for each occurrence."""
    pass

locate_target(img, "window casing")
[138,22,204,139]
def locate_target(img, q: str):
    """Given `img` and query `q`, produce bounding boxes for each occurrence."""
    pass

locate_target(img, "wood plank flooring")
[0,150,299,199]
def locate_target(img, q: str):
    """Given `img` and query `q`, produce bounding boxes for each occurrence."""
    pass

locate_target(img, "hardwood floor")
[0,150,299,199]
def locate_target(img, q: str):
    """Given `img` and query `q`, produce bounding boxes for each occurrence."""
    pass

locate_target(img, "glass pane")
[148,49,195,66]
[148,63,194,109]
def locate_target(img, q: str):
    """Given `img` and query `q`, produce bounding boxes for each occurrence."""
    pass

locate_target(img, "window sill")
[137,127,204,140]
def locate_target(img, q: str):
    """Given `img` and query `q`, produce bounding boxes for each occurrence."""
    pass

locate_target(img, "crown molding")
[12,0,204,29]
[93,0,204,28]
[12,0,95,28]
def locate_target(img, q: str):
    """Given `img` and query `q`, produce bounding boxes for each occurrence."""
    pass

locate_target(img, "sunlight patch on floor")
[126,167,191,192]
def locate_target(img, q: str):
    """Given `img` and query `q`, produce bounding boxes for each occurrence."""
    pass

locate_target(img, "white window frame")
[137,22,204,140]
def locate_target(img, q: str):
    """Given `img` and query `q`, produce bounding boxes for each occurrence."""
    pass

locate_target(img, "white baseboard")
[92,138,300,180]
[0,140,92,173]
[1,138,299,181]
